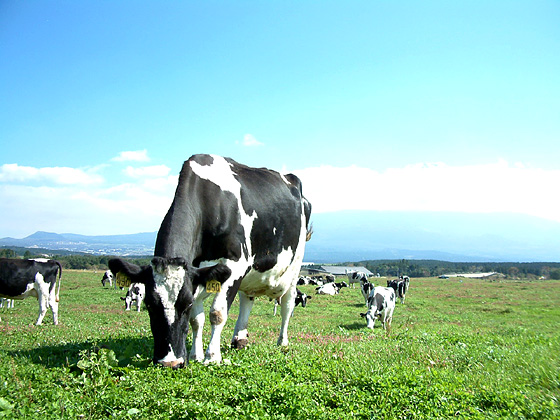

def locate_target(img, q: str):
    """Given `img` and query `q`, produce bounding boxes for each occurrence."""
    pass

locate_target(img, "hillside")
[1,211,559,262]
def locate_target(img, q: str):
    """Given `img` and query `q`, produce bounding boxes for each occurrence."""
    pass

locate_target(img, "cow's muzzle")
[156,359,185,369]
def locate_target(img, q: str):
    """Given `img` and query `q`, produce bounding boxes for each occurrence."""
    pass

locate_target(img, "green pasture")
[1,270,559,419]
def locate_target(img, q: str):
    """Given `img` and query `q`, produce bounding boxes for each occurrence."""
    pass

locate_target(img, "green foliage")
[0,271,559,419]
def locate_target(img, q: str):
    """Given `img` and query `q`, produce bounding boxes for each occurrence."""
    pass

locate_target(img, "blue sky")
[1,1,559,238]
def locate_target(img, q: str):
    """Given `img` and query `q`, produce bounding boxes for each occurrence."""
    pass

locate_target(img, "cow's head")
[108,257,231,368]
[295,289,311,308]
[360,309,377,329]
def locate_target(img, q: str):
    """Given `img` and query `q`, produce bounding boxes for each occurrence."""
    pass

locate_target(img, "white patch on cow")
[239,247,295,298]
[273,227,277,235]
[31,258,49,263]
[152,264,186,326]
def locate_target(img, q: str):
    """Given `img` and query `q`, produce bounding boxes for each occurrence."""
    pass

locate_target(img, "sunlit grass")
[1,271,559,419]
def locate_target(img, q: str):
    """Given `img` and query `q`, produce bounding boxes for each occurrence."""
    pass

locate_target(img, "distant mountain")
[304,211,560,263]
[2,211,559,262]
[0,231,157,256]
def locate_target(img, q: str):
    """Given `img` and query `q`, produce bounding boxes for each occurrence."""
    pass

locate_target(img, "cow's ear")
[108,258,152,284]
[360,312,367,318]
[193,264,231,289]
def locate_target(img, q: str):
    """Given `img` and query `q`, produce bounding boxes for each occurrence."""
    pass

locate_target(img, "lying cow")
[273,288,312,316]
[108,154,312,367]
[0,258,62,325]
[346,270,368,288]
[121,283,145,312]
[316,282,342,295]
[360,286,395,330]
[101,270,114,287]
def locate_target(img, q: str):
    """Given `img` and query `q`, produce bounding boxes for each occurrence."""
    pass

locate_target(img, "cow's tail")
[54,261,62,302]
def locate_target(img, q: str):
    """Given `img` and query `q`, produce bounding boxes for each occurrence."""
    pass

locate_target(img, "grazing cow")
[315,282,341,295]
[101,270,113,287]
[121,283,145,312]
[360,286,395,330]
[346,270,368,288]
[387,275,410,304]
[360,280,374,306]
[108,154,311,367]
[273,288,312,316]
[334,281,348,289]
[0,258,62,325]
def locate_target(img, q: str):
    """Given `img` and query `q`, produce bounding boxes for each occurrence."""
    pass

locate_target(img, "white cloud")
[0,163,103,185]
[2,158,559,239]
[111,149,150,162]
[124,165,171,178]
[0,159,176,237]
[293,160,560,223]
[241,134,263,147]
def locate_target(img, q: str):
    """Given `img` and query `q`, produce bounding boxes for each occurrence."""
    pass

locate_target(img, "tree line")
[2,247,560,280]
[350,259,560,280]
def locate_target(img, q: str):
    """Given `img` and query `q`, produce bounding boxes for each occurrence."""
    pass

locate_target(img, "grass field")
[1,270,559,419]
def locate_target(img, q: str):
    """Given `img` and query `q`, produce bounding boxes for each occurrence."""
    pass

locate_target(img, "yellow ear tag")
[206,280,221,294]
[116,272,132,288]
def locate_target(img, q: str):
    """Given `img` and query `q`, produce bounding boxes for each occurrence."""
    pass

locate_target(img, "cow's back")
[155,155,309,289]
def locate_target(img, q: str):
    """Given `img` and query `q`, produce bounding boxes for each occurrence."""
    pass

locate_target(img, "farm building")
[304,265,374,277]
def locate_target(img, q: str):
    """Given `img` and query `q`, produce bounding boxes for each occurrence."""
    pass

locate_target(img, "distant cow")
[346,270,368,288]
[121,283,145,312]
[0,258,62,325]
[297,276,310,286]
[361,280,375,306]
[274,288,312,316]
[0,298,14,309]
[101,270,113,287]
[316,282,341,295]
[360,286,395,330]
[387,275,410,304]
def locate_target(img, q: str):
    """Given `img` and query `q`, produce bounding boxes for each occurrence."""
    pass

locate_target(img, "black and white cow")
[315,282,341,295]
[360,286,395,330]
[101,270,113,287]
[121,283,145,312]
[297,276,310,286]
[360,280,374,306]
[108,154,311,367]
[346,270,368,288]
[387,275,410,304]
[273,288,312,316]
[0,258,62,325]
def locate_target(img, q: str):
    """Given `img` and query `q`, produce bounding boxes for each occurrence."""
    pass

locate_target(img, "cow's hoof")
[231,337,248,349]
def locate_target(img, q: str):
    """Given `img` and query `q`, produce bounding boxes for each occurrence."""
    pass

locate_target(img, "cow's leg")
[49,288,59,325]
[36,293,48,325]
[277,286,297,346]
[188,296,206,362]
[232,292,254,350]
[203,291,231,365]
[34,273,50,326]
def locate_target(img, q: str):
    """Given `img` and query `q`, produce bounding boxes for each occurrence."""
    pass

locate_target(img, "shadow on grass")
[6,336,155,369]
[340,321,365,331]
